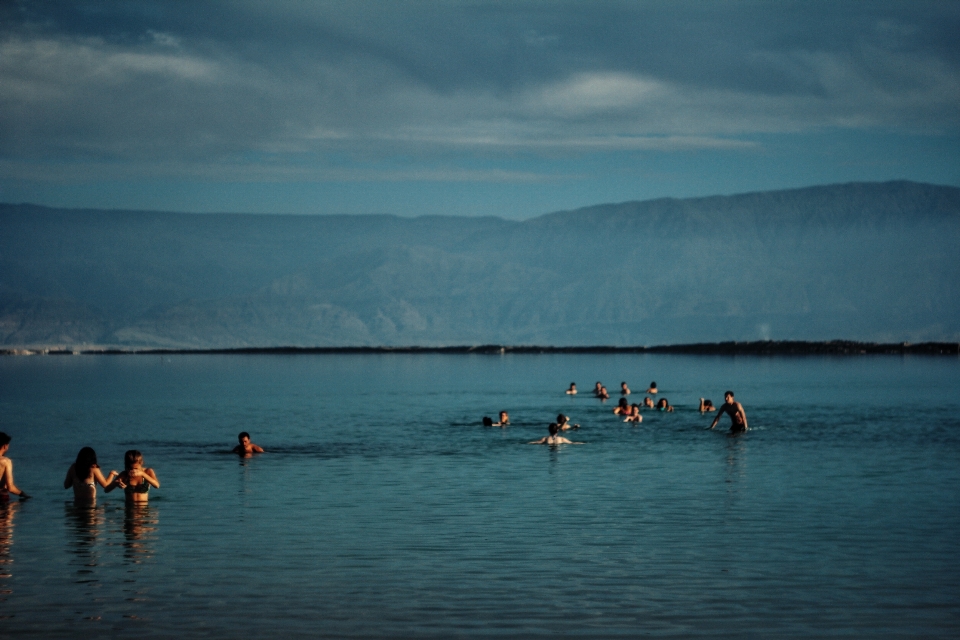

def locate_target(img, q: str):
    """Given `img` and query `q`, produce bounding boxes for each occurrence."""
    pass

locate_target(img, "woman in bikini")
[106,450,160,503]
[63,447,119,503]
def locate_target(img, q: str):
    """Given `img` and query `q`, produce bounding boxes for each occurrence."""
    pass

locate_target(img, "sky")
[1,0,959,219]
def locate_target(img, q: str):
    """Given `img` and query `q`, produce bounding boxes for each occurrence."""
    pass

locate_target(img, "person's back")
[0,432,29,501]
[64,447,118,503]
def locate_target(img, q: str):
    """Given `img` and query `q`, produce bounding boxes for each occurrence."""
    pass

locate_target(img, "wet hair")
[725,390,734,398]
[704,399,714,408]
[657,398,668,408]
[548,423,559,436]
[75,447,98,479]
[0,432,9,447]
[618,397,628,407]
[238,431,251,442]
[649,382,657,389]
[621,381,627,386]
[499,411,508,417]
[124,450,144,471]
[482,416,493,427]
[557,413,566,423]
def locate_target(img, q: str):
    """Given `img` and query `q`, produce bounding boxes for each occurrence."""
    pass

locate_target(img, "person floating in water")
[63,447,119,503]
[565,383,577,395]
[233,431,265,455]
[614,397,630,415]
[556,413,579,430]
[656,398,674,412]
[699,398,716,412]
[483,412,509,427]
[643,396,655,409]
[593,382,604,397]
[620,381,631,395]
[106,450,160,503]
[0,433,29,501]
[528,423,583,445]
[708,391,748,434]
[624,404,643,423]
[646,382,658,394]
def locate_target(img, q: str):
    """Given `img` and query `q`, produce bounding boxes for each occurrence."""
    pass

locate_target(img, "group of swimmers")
[0,431,267,504]
[483,383,749,445]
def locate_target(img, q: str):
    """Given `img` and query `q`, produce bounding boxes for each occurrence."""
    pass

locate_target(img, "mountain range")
[2,180,959,349]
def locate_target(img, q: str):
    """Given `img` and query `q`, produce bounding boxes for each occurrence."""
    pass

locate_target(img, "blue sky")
[2,1,958,218]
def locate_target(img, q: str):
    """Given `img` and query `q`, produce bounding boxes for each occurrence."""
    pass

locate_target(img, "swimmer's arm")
[142,468,160,489]
[250,444,264,453]
[105,472,126,492]
[527,438,547,444]
[2,459,28,498]
[93,467,119,488]
[708,407,725,429]
[64,464,76,489]
[738,403,748,431]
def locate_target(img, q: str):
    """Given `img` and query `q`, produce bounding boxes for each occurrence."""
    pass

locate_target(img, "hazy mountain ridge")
[2,181,958,348]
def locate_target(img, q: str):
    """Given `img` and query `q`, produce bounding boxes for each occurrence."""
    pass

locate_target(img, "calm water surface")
[1,353,959,638]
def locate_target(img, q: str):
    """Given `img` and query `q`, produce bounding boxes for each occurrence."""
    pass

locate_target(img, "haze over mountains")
[2,181,958,349]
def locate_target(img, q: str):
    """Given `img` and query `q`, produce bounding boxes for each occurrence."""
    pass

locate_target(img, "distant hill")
[2,181,959,349]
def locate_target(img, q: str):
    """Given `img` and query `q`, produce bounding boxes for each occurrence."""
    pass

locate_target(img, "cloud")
[1,1,958,184]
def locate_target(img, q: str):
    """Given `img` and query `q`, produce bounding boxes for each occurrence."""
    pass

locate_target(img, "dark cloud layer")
[1,1,958,210]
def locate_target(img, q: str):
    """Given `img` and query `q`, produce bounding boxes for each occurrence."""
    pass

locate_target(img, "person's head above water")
[0,432,10,449]
[557,413,566,423]
[725,391,735,401]
[124,450,144,470]
[75,447,98,477]
[548,423,559,436]
[649,382,657,389]
[238,431,252,445]
[657,398,668,408]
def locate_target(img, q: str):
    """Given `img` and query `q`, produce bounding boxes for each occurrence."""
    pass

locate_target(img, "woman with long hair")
[63,447,118,503]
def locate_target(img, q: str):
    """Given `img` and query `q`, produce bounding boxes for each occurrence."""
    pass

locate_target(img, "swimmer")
[646,382,658,394]
[106,450,160,503]
[699,398,716,413]
[566,383,577,395]
[708,391,748,434]
[620,381,631,395]
[528,423,583,445]
[556,413,580,430]
[624,404,643,423]
[643,396,655,409]
[613,397,629,415]
[0,433,29,501]
[63,447,119,503]
[598,386,610,400]
[593,382,604,397]
[656,398,674,412]
[493,411,510,427]
[233,431,264,455]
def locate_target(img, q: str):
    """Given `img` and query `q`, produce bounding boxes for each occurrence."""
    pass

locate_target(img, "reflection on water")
[65,502,105,582]
[123,502,158,564]
[0,501,18,609]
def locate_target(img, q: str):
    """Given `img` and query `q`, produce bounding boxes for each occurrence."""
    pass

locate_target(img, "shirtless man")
[708,391,748,434]
[565,383,577,395]
[528,423,583,445]
[0,433,30,501]
[233,431,265,455]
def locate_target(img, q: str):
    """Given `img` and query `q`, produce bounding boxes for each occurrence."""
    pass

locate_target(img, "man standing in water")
[0,433,30,500]
[233,432,265,455]
[708,391,748,434]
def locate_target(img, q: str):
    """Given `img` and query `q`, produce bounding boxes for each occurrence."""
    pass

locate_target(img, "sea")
[1,352,958,638]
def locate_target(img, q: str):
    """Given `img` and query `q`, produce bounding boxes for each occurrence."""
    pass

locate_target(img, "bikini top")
[124,474,151,494]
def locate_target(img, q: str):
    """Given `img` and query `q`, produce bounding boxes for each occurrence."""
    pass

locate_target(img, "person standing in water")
[63,447,119,503]
[0,433,29,501]
[106,450,160,503]
[566,383,577,395]
[233,432,264,455]
[620,382,631,395]
[708,391,748,434]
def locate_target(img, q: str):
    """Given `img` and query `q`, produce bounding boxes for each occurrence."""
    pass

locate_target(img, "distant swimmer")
[0,433,29,501]
[699,398,716,413]
[233,431,265,455]
[593,382,604,397]
[63,447,119,503]
[646,382,658,394]
[528,423,583,445]
[624,404,642,423]
[598,386,610,400]
[643,396,655,409]
[620,382,631,395]
[566,383,578,395]
[556,413,580,430]
[708,391,748,434]
[656,398,674,412]
[494,411,510,427]
[614,397,630,415]
[106,450,160,503]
